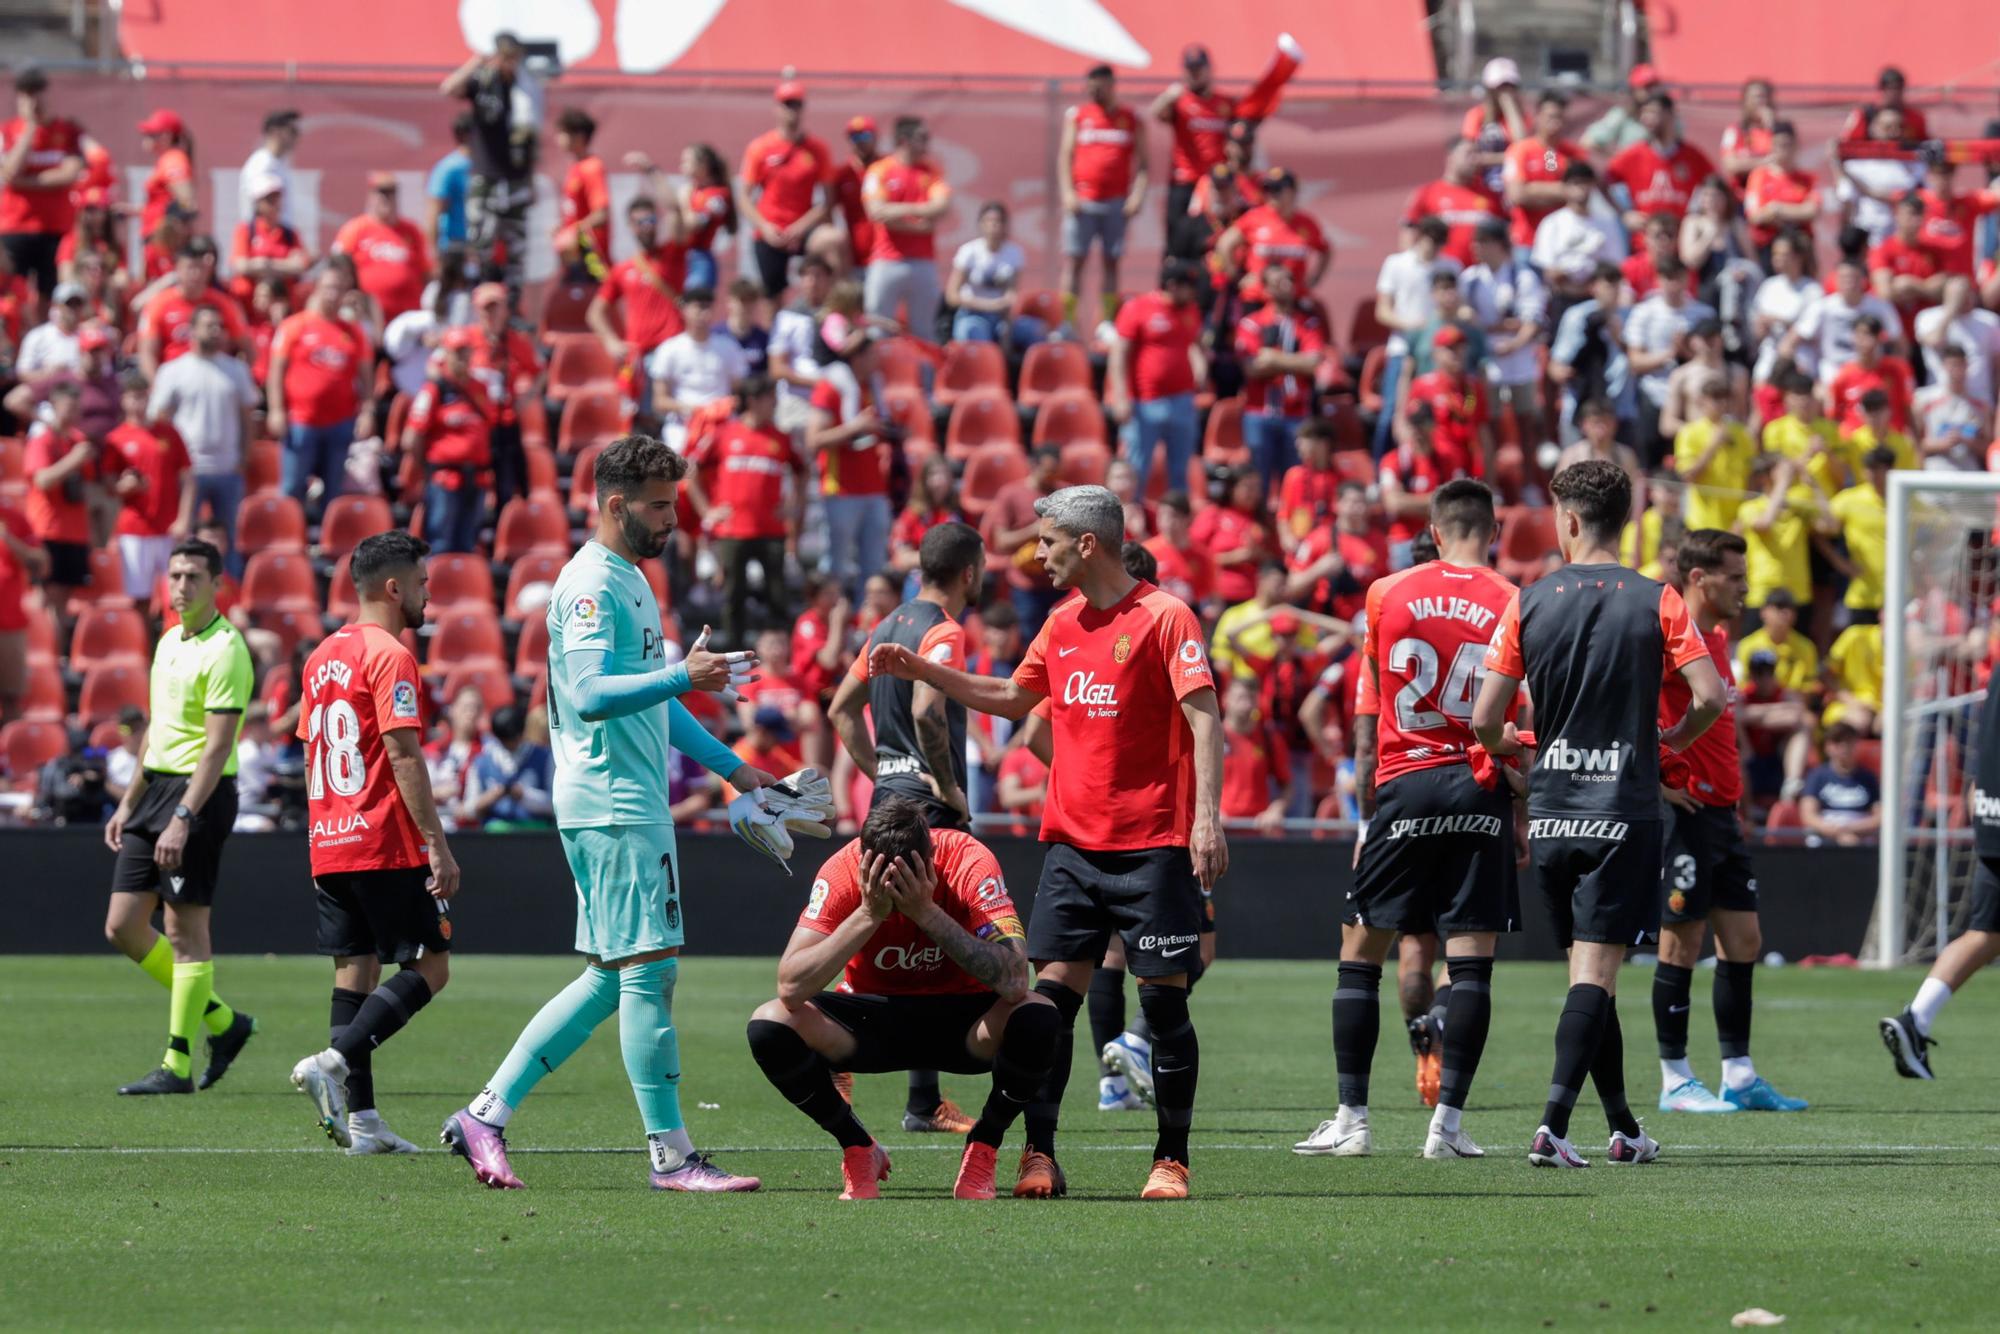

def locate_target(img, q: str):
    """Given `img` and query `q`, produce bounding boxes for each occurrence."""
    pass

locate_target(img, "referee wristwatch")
[172,803,193,823]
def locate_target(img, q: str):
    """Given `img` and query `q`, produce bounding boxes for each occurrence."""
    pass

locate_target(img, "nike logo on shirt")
[1058,646,1081,657]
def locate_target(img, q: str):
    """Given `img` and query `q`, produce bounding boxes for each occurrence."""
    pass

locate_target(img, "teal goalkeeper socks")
[618,957,685,1136]
[486,965,621,1109]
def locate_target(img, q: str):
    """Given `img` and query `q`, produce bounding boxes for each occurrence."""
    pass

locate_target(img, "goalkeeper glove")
[687,625,759,706]
[725,768,836,875]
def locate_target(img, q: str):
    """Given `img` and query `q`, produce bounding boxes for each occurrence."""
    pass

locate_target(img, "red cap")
[1629,63,1661,89]
[441,325,481,351]
[368,170,398,191]
[137,109,184,137]
[1431,324,1466,349]
[846,114,877,137]
[79,325,112,352]
[1269,612,1302,636]
[774,79,806,103]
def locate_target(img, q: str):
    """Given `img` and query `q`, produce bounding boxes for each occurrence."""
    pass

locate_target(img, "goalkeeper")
[442,434,831,1192]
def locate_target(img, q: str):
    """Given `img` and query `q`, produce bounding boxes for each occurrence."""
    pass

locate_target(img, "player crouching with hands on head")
[747,798,1059,1200]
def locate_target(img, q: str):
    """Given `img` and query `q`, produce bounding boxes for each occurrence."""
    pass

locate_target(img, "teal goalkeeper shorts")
[561,824,683,960]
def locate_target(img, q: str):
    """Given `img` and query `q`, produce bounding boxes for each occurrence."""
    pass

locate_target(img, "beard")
[620,507,668,561]
[403,591,428,629]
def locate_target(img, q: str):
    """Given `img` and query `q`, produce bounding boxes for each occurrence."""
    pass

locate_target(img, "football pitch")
[4,954,1996,1331]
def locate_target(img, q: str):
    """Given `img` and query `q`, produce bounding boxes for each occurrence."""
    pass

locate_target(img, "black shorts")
[315,865,453,963]
[752,237,799,298]
[806,992,999,1075]
[1967,855,2000,934]
[1662,802,1759,923]
[1028,842,1205,977]
[110,772,237,906]
[870,783,970,833]
[43,540,89,588]
[1,231,60,297]
[1348,764,1520,936]
[1528,815,1664,948]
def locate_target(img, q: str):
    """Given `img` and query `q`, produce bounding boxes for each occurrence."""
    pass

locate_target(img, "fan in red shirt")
[0,68,86,296]
[1217,169,1332,295]
[1502,92,1587,249]
[1150,37,1302,257]
[1218,675,1292,831]
[1827,315,1914,431]
[1288,482,1389,621]
[1234,263,1326,489]
[1917,159,2000,279]
[586,196,688,378]
[1142,492,1217,610]
[1380,402,1462,551]
[138,246,250,374]
[828,117,882,273]
[229,176,311,305]
[137,110,196,237]
[1869,194,1943,338]
[1839,66,1930,144]
[268,269,372,469]
[105,375,193,600]
[332,175,432,323]
[21,382,98,613]
[549,109,612,281]
[1404,140,1503,267]
[465,282,542,507]
[401,327,493,554]
[0,504,43,709]
[1108,263,1205,499]
[868,484,1226,1201]
[740,80,834,297]
[750,801,1052,1200]
[1741,123,1821,253]
[1403,327,1494,479]
[1606,94,1719,228]
[792,574,851,705]
[1275,420,1344,549]
[687,376,801,647]
[1059,65,1147,323]
[860,117,951,334]
[1188,469,1272,606]
[295,529,460,1155]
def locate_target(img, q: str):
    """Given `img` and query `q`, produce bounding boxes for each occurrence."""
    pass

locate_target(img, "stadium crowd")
[9,42,1994,842]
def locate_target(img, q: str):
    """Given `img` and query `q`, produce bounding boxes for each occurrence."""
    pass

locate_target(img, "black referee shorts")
[1028,842,1206,978]
[1966,856,2000,934]
[1662,802,1758,923]
[807,992,1000,1075]
[316,865,452,963]
[1348,764,1520,936]
[110,773,237,906]
[1528,815,1663,948]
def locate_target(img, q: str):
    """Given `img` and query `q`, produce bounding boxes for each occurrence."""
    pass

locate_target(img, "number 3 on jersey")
[1388,637,1487,733]
[307,700,367,799]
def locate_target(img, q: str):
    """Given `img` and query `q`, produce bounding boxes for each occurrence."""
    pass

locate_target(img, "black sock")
[905,1069,942,1116]
[1086,966,1127,1072]
[1653,962,1694,1062]
[1023,979,1083,1158]
[330,971,433,1067]
[1128,1010,1155,1045]
[971,1000,1060,1147]
[1427,984,1450,1035]
[1591,998,1641,1138]
[1332,961,1382,1110]
[330,987,373,1113]
[746,1019,871,1149]
[1714,959,1755,1060]
[1139,983,1197,1165]
[1438,957,1493,1112]
[1542,983,1610,1139]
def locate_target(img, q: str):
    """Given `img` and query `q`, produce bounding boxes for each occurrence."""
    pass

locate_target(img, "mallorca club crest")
[1113,633,1132,664]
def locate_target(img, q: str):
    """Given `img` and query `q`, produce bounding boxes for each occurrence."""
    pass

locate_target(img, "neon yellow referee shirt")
[143,613,254,777]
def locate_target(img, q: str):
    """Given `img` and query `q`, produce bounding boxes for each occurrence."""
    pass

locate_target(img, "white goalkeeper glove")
[687,625,759,706]
[726,768,836,875]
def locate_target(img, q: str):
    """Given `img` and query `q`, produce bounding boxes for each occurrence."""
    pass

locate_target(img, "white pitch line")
[9,1142,2000,1156]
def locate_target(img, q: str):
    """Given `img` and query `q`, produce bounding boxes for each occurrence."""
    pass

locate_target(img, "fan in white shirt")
[645,289,749,450]
[1530,163,1628,293]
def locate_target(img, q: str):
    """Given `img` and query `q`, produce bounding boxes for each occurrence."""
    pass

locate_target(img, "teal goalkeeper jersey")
[547,541,677,828]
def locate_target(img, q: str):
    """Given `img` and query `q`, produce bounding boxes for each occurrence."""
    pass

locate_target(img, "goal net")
[1871,471,2000,967]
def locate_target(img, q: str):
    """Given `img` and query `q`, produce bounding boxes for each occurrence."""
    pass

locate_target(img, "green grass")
[3,954,1997,1331]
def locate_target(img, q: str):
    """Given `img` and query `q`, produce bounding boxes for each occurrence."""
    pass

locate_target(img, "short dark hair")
[680,286,715,307]
[594,434,689,504]
[1864,444,1898,469]
[980,600,1018,630]
[894,115,925,146]
[491,704,526,744]
[262,108,301,134]
[1087,63,1114,80]
[1430,478,1497,541]
[1592,260,1623,286]
[1538,90,1570,111]
[1122,540,1158,583]
[169,537,224,578]
[1676,528,1746,582]
[1859,387,1891,413]
[1550,459,1632,542]
[1578,396,1616,422]
[728,276,763,304]
[351,530,431,592]
[1853,313,1885,337]
[735,372,776,403]
[1414,215,1450,246]
[13,67,48,95]
[1656,255,1689,281]
[1771,118,1798,139]
[1562,160,1596,185]
[918,520,985,588]
[451,112,474,143]
[117,368,150,395]
[628,194,659,215]
[1297,418,1334,446]
[1781,370,1817,396]
[859,796,934,867]
[556,107,596,141]
[799,253,834,277]
[1643,91,1676,114]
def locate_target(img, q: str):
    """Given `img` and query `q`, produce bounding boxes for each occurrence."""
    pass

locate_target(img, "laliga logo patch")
[1113,634,1132,664]
[391,679,420,720]
[804,878,830,920]
[573,595,598,624]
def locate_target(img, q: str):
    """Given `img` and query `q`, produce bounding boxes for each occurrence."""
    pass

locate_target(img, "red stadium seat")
[1358,345,1389,418]
[557,387,627,456]
[243,439,282,495]
[2,718,68,787]
[70,605,150,665]
[959,443,1029,523]
[441,664,516,719]
[901,435,938,478]
[935,341,1007,409]
[427,553,496,610]
[945,389,1022,461]
[1017,341,1092,410]
[255,607,321,664]
[568,440,603,516]
[1332,450,1377,488]
[318,493,394,559]
[1057,441,1112,487]
[88,719,124,749]
[524,442,559,499]
[537,277,598,338]
[1496,506,1559,585]
[325,554,359,622]
[81,547,131,605]
[519,393,551,449]
[881,385,936,443]
[1203,396,1248,463]
[76,661,150,728]
[505,551,568,617]
[0,436,22,483]
[515,613,551,676]
[874,337,927,395]
[428,606,505,668]
[241,549,319,611]
[1489,444,1526,505]
[1347,296,1390,355]
[22,604,56,664]
[1015,288,1063,330]
[1765,798,1804,830]
[545,332,622,403]
[19,660,65,720]
[493,496,571,562]
[236,493,308,553]
[1031,390,1108,447]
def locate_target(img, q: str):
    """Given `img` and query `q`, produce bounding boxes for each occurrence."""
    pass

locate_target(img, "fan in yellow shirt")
[1827,445,1895,612]
[1824,620,1883,734]
[1673,376,1756,533]
[1735,589,1820,696]
[1841,389,1919,472]
[1761,371,1857,497]
[1734,453,1836,607]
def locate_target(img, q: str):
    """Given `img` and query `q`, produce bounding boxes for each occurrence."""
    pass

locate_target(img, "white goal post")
[1872,469,2000,968]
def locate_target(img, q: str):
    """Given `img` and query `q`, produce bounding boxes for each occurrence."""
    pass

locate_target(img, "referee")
[829,520,987,1133]
[104,538,257,1095]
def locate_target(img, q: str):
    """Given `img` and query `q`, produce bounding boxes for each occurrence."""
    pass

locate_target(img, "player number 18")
[1387,637,1486,732]
[306,699,367,800]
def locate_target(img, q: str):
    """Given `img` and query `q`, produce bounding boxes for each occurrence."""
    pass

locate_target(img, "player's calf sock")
[905,1069,942,1117]
[1714,960,1756,1088]
[1427,986,1450,1036]
[1332,961,1382,1113]
[477,965,621,1122]
[330,987,374,1113]
[746,1018,871,1149]
[1437,956,1492,1112]
[971,999,1061,1148]
[163,961,213,1079]
[136,936,236,1035]
[1653,961,1694,1077]
[1909,977,1953,1036]
[1024,979,1083,1157]
[1139,983,1197,1165]
[1087,966,1126,1072]
[617,959,686,1154]
[1589,999,1641,1139]
[1126,1012,1154,1047]
[331,970,433,1071]
[1542,983,1610,1140]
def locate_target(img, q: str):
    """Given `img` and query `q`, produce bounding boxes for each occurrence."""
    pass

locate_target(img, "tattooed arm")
[881,855,1030,1002]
